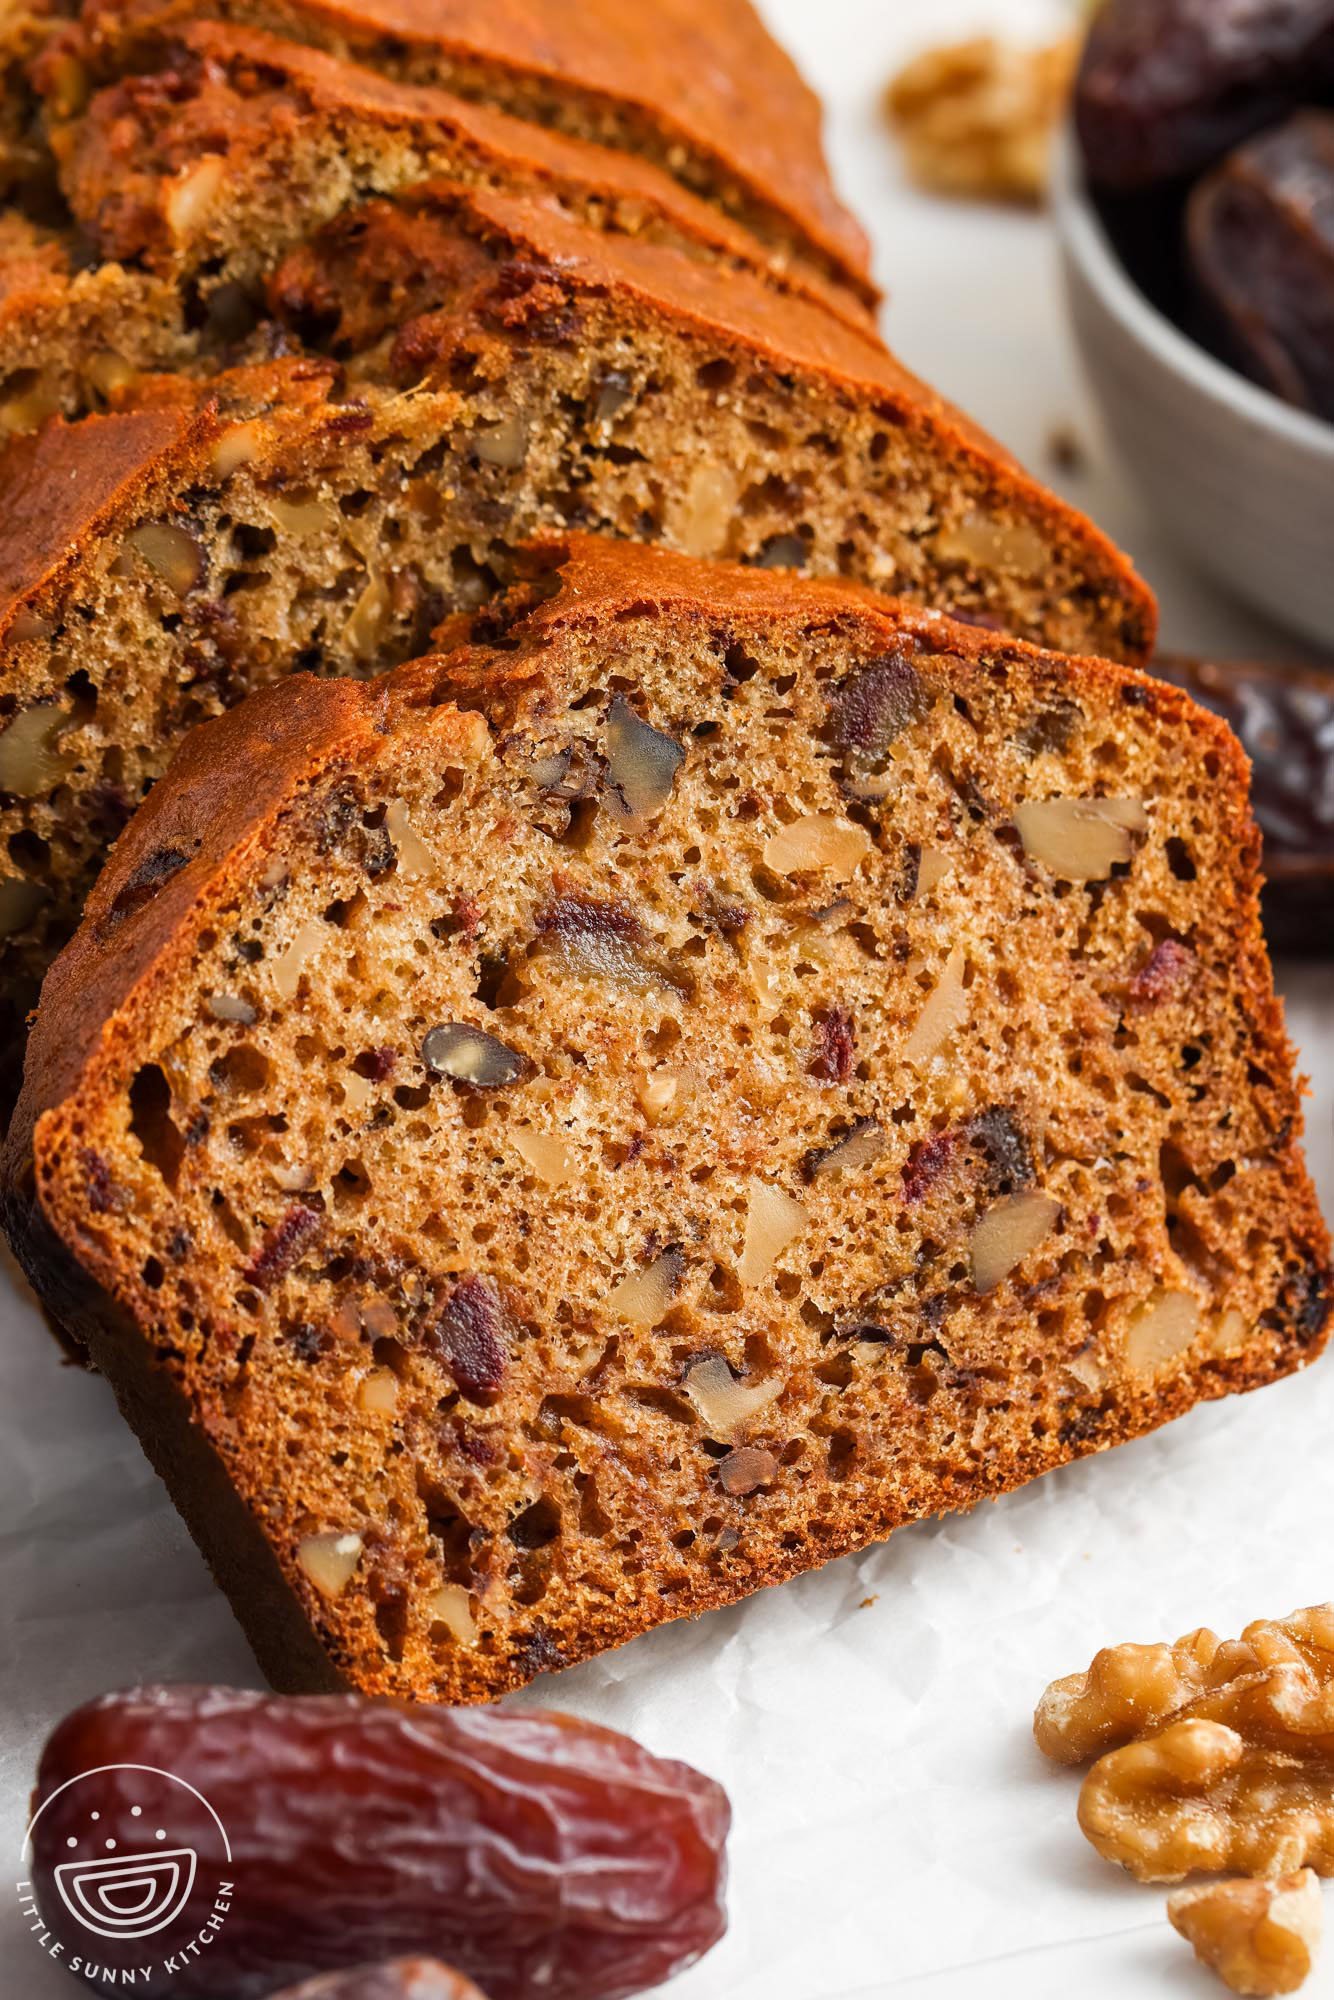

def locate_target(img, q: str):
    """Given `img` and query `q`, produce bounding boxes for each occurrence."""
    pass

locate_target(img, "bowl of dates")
[1052,0,1334,648]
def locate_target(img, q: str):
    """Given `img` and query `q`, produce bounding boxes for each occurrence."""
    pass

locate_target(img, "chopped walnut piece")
[1015,796,1147,880]
[1123,1287,1202,1377]
[1169,1871,1322,1996]
[511,1125,574,1187]
[738,1179,807,1285]
[970,1188,1059,1292]
[0,704,71,797]
[426,1583,478,1648]
[903,943,967,1067]
[297,1530,363,1600]
[885,34,1078,205]
[683,1357,781,1438]
[764,813,872,879]
[606,1248,683,1326]
[127,521,203,597]
[603,697,684,819]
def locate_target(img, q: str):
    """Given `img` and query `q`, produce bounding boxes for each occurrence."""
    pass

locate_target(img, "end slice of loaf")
[0,180,1153,1074]
[4,534,1327,1704]
[2,19,872,429]
[57,23,871,325]
[51,0,874,300]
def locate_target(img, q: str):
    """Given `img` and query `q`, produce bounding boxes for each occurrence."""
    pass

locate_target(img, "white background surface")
[3,2,1333,1995]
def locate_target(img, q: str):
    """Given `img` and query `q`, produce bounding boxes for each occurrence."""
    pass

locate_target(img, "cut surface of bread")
[0,20,873,431]
[4,535,1327,1704]
[0,180,1153,1072]
[48,0,873,299]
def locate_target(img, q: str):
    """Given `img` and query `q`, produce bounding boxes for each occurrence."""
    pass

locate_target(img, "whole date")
[1154,653,1334,951]
[1076,0,1334,190]
[29,1685,729,2000]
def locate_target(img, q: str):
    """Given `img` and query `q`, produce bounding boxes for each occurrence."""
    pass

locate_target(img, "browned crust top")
[75,0,873,294]
[0,405,216,633]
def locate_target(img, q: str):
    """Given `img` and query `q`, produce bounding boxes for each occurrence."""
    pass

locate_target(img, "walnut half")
[1168,1872,1322,1997]
[1037,1603,1334,1883]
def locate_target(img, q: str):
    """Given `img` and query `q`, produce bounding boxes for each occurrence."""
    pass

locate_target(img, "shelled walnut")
[1038,1605,1334,1989]
[1078,1716,1334,1882]
[1038,1603,1334,1881]
[886,36,1078,204]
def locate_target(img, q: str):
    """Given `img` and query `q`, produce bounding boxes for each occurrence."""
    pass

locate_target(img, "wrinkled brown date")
[1188,111,1334,419]
[270,1963,488,2000]
[1076,0,1334,190]
[30,1686,730,2000]
[1154,653,1334,950]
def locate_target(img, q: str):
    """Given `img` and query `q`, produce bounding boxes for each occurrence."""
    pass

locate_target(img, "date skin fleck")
[1128,938,1197,1010]
[900,1130,960,1203]
[808,1005,855,1082]
[80,1146,129,1215]
[103,843,191,929]
[243,1204,322,1292]
[825,653,930,757]
[31,1686,730,2000]
[424,1274,508,1398]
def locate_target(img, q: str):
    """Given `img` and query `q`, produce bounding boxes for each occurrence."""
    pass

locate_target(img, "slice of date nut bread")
[3,535,1327,1703]
[0,195,1152,1075]
[2,21,871,429]
[44,0,873,303]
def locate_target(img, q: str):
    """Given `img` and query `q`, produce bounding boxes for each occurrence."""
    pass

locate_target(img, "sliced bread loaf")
[3,535,1325,1703]
[0,186,1152,1073]
[1,20,871,429]
[45,0,873,300]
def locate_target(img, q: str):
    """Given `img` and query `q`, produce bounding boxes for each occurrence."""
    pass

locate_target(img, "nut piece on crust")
[885,36,1078,205]
[1035,1604,1334,1765]
[1168,1872,1322,1996]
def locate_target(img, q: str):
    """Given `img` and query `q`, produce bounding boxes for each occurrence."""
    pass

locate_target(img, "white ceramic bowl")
[1051,132,1334,652]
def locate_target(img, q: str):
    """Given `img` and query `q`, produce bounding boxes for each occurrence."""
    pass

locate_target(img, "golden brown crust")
[3,535,1326,1705]
[64,0,874,299]
[0,404,217,637]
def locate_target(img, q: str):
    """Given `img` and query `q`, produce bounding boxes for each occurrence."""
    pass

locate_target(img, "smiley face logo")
[54,1839,198,1941]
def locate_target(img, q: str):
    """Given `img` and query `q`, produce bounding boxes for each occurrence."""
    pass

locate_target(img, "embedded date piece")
[31,1686,730,1999]
[1153,655,1334,952]
[1188,113,1334,420]
[1076,0,1334,191]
